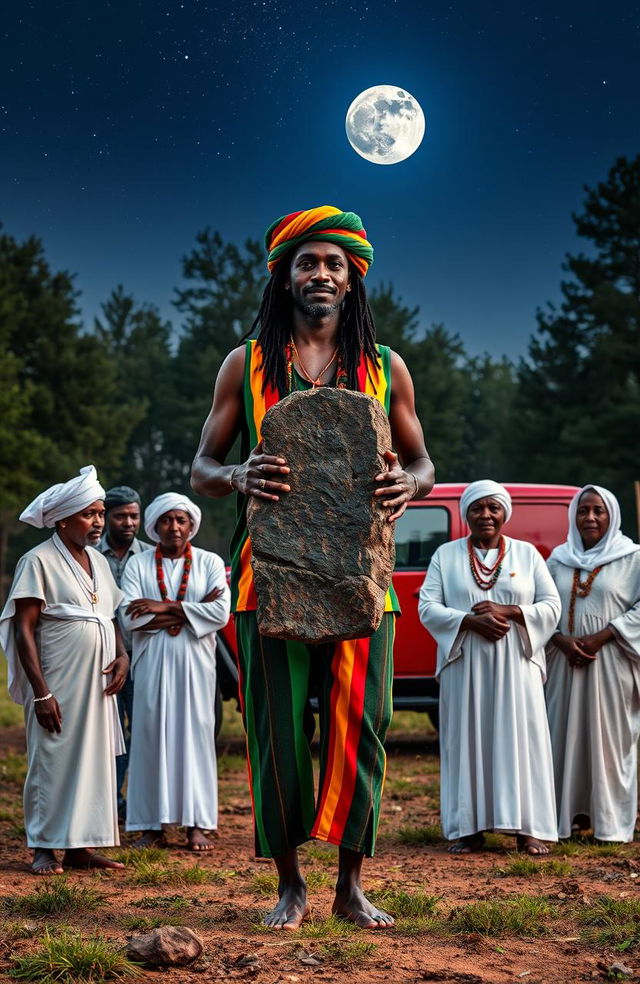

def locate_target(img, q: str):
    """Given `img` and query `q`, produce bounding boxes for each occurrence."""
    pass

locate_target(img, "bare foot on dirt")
[448,832,485,854]
[31,849,64,876]
[516,834,550,856]
[332,886,394,929]
[187,827,213,852]
[263,882,310,930]
[131,830,167,849]
[62,849,125,869]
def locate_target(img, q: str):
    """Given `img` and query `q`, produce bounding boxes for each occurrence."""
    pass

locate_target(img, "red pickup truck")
[214,482,579,729]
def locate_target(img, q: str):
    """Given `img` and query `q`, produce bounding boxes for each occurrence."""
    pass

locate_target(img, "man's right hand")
[235,442,291,501]
[34,695,62,734]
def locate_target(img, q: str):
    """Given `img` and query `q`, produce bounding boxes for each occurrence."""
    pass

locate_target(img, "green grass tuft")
[128,861,210,887]
[297,916,359,939]
[320,940,377,966]
[394,915,442,937]
[396,824,442,845]
[496,854,573,877]
[137,895,190,911]
[300,843,338,865]
[450,895,556,936]
[577,896,640,950]
[9,928,141,982]
[112,847,167,867]
[368,889,440,917]
[5,879,104,918]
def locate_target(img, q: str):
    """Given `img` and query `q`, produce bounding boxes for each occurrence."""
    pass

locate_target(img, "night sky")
[2,1,638,358]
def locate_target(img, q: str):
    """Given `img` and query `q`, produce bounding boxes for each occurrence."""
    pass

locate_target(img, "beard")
[293,295,341,320]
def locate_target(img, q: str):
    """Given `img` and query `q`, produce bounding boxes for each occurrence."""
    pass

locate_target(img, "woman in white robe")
[0,466,129,874]
[418,480,561,854]
[545,485,640,842]
[120,492,230,851]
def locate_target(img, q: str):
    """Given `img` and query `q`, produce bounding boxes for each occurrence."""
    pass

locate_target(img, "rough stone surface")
[125,926,203,967]
[247,387,395,643]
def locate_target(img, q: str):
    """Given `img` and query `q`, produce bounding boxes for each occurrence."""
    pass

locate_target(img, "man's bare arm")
[14,597,63,734]
[190,346,291,502]
[374,350,435,522]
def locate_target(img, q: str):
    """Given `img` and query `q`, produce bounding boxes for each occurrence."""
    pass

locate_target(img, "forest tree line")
[1,154,639,592]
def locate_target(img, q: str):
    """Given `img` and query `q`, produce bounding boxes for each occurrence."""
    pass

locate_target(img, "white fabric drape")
[0,538,123,848]
[419,537,560,841]
[119,547,230,831]
[546,552,640,841]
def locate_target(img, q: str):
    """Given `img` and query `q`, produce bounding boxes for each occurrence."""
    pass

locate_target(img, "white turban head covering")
[19,465,105,528]
[549,484,640,572]
[144,492,202,543]
[459,479,513,525]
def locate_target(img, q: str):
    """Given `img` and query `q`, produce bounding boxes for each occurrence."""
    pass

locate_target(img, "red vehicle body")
[215,483,579,723]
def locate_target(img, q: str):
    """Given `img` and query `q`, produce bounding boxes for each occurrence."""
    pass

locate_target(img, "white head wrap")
[19,465,105,528]
[144,492,202,543]
[549,484,640,572]
[459,480,513,524]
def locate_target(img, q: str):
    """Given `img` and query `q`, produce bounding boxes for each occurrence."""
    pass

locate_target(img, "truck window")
[394,507,450,570]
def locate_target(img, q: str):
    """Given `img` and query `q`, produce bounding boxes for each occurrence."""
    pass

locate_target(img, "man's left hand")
[374,450,416,523]
[103,653,129,695]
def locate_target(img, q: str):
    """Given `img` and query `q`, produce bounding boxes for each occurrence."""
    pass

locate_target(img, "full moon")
[345,85,425,165]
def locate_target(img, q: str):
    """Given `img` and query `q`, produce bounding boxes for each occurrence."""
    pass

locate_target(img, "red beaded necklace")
[467,535,506,590]
[567,566,603,633]
[286,340,348,393]
[155,541,192,636]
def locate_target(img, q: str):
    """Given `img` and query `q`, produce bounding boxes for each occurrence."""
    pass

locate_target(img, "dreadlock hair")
[240,259,380,396]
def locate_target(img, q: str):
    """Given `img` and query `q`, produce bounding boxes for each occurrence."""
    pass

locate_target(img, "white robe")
[545,553,640,841]
[120,546,231,831]
[418,537,561,842]
[0,537,124,849]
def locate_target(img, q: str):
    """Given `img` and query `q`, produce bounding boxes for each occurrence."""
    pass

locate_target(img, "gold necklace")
[291,340,338,387]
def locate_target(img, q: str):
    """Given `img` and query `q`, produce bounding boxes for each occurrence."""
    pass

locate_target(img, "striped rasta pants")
[234,612,395,859]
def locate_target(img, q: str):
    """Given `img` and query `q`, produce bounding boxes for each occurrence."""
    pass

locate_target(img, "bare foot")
[187,827,213,852]
[332,886,394,929]
[31,849,63,876]
[448,832,485,854]
[263,881,310,931]
[62,849,125,870]
[131,830,167,849]
[516,834,550,856]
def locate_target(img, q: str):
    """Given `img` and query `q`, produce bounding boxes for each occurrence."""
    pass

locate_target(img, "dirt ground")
[0,717,638,984]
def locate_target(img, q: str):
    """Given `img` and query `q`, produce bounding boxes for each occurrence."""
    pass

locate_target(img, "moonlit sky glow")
[1,0,639,358]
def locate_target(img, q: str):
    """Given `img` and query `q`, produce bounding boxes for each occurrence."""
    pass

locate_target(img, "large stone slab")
[247,387,395,644]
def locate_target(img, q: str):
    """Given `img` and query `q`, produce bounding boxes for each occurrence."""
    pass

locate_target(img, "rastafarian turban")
[265,205,374,278]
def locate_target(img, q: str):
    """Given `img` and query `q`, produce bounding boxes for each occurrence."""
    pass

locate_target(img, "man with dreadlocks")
[191,205,434,930]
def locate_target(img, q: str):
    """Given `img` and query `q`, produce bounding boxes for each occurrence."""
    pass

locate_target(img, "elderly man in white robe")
[546,485,640,843]
[418,480,561,855]
[120,492,230,851]
[0,466,129,875]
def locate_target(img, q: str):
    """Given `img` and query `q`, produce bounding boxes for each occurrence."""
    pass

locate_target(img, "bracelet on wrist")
[33,692,53,703]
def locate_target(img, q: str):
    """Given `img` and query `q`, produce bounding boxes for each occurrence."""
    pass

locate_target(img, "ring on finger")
[258,478,266,490]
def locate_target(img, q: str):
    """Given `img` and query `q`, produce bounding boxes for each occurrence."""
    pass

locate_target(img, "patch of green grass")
[251,873,279,897]
[586,842,626,857]
[320,940,377,966]
[4,879,104,918]
[209,868,239,884]
[128,861,210,887]
[394,916,442,937]
[388,710,436,736]
[0,807,20,822]
[137,895,190,911]
[396,824,442,845]
[0,660,23,727]
[552,840,583,856]
[120,914,180,931]
[217,701,245,741]
[450,895,556,937]
[112,847,167,867]
[9,929,141,982]
[297,916,359,939]
[0,752,27,786]
[576,896,640,950]
[368,889,440,918]
[386,778,425,798]
[217,753,247,776]
[495,855,573,878]
[300,843,337,865]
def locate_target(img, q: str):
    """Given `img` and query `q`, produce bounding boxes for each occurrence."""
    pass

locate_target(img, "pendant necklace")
[290,340,338,387]
[53,534,99,605]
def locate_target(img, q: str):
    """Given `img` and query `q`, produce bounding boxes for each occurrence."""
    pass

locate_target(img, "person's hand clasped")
[235,441,291,502]
[374,450,417,523]
[553,632,594,668]
[34,695,63,734]
[103,653,130,696]
[465,602,511,642]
